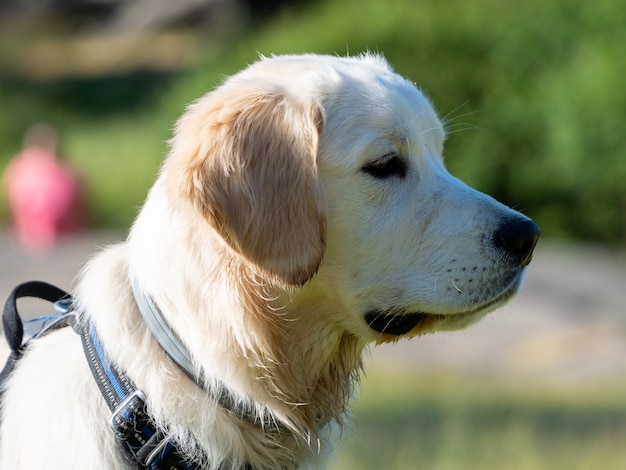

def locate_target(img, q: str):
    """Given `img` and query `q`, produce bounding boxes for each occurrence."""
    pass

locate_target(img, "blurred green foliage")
[1,0,625,243]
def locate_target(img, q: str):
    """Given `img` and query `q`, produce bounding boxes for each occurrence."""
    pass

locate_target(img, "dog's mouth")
[364,311,444,336]
[365,285,519,337]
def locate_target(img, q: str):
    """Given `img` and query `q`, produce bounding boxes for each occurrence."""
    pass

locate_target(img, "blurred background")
[0,0,625,468]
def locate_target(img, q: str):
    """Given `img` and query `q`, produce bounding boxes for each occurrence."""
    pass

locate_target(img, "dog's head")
[164,53,539,342]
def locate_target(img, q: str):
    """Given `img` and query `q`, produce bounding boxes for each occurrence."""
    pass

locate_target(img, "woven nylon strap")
[77,318,208,469]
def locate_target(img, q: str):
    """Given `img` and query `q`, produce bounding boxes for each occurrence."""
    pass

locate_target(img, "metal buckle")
[109,390,175,467]
[109,390,147,439]
[53,297,73,315]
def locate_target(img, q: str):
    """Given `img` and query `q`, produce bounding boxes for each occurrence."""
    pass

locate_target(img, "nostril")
[494,219,541,266]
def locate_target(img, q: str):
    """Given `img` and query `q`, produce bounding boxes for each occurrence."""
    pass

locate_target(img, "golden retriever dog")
[0,54,539,469]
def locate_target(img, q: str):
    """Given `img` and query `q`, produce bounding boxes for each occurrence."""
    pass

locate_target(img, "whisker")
[419,126,443,137]
[451,279,464,294]
[409,109,430,126]
[444,123,484,135]
[440,101,482,136]
[443,109,481,125]
[440,100,471,123]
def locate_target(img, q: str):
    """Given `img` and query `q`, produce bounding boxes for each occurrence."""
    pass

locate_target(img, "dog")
[0,53,539,469]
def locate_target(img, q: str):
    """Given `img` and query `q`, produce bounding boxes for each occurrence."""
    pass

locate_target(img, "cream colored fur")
[0,53,537,469]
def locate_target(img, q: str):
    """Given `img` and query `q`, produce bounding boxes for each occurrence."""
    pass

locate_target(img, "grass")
[329,368,626,470]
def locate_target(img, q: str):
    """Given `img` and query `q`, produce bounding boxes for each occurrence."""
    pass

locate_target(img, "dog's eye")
[362,154,408,179]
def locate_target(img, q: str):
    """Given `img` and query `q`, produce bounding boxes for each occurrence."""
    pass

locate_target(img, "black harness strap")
[76,317,208,469]
[1,282,269,469]
[0,281,72,391]
[2,281,70,357]
[0,282,208,470]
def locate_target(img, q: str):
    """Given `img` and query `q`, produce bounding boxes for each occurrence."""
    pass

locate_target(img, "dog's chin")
[364,280,520,340]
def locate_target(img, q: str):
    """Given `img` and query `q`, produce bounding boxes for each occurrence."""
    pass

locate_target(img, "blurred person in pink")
[2,124,83,253]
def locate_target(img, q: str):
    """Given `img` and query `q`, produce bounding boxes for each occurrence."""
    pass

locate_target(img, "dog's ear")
[166,85,326,286]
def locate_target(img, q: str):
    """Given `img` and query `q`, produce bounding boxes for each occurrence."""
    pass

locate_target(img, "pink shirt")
[4,147,81,251]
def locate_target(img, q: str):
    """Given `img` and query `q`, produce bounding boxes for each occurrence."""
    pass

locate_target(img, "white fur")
[0,54,537,469]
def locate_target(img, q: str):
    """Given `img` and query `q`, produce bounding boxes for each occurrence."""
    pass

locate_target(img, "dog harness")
[0,281,267,470]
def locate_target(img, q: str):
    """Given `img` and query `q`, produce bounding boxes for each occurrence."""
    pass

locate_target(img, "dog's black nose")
[494,218,541,266]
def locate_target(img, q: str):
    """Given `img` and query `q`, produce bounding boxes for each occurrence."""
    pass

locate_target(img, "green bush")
[2,0,625,243]
[168,0,626,243]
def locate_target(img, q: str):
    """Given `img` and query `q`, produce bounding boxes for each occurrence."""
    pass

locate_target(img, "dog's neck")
[124,185,366,462]
[237,270,365,433]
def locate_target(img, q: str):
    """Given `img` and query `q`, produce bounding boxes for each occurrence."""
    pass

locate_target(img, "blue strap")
[77,317,207,469]
[0,281,251,469]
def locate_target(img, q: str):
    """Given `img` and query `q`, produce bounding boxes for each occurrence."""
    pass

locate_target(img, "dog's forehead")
[330,68,438,130]
[250,54,438,121]
[315,56,444,163]
[239,54,444,161]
